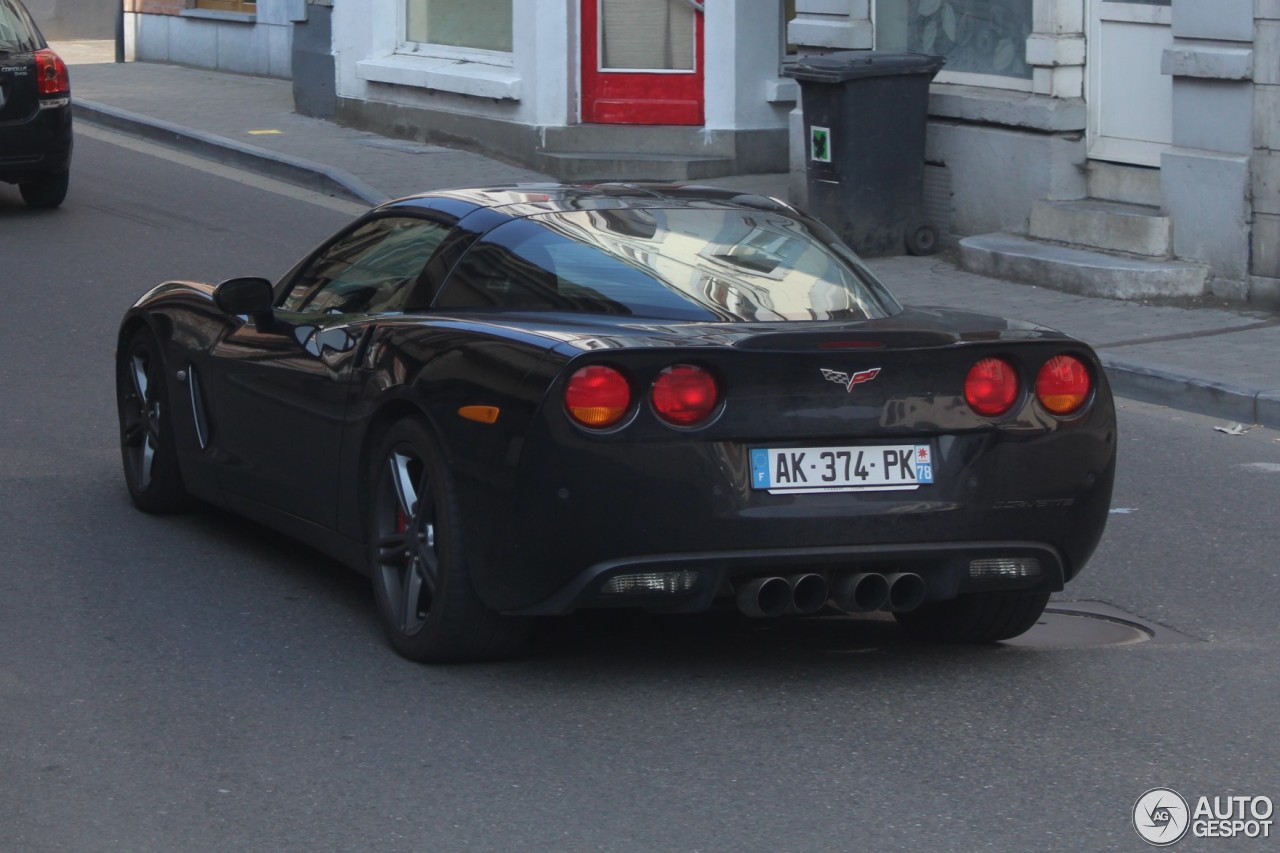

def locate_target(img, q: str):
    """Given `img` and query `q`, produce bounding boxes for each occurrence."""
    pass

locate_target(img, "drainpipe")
[115,1,125,63]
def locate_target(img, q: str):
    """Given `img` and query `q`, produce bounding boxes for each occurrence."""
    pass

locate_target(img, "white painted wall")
[24,0,116,40]
[127,0,299,78]
[703,0,796,130]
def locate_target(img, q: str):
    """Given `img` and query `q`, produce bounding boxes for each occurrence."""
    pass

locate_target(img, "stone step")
[1029,199,1172,257]
[533,151,737,182]
[1085,160,1162,207]
[537,124,735,156]
[958,233,1209,300]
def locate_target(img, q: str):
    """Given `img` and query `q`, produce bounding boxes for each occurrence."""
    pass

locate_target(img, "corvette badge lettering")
[820,367,881,392]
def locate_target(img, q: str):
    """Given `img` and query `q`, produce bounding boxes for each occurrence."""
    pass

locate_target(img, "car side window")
[280,216,449,315]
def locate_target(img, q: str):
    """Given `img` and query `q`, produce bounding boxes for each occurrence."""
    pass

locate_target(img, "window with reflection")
[403,0,512,53]
[193,1,257,13]
[435,207,901,322]
[599,0,695,71]
[281,217,450,315]
[875,0,1033,81]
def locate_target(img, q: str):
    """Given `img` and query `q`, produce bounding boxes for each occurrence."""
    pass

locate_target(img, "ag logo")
[1134,788,1190,846]
[820,367,880,392]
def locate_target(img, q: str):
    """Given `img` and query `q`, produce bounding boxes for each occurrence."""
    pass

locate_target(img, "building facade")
[125,0,301,78]
[24,0,117,39]
[325,0,798,181]
[121,0,1280,306]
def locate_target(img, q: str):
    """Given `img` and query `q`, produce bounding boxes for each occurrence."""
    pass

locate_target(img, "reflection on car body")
[115,184,1116,662]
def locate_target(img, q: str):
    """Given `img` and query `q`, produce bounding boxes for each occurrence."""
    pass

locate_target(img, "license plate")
[750,444,934,494]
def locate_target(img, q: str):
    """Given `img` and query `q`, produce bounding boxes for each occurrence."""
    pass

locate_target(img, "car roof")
[378,183,801,220]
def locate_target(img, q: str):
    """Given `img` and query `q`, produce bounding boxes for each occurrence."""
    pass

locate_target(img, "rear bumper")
[505,540,1065,616]
[0,104,72,183]
[467,427,1113,612]
[454,342,1116,615]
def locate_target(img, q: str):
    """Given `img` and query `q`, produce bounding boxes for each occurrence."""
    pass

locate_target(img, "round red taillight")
[964,357,1020,417]
[1036,354,1092,415]
[651,364,720,427]
[565,365,631,428]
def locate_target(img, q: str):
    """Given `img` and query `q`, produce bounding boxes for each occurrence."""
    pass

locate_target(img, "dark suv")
[0,0,71,208]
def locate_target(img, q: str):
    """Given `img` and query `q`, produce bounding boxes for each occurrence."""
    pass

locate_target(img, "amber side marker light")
[1036,354,1092,415]
[565,365,631,428]
[458,405,500,424]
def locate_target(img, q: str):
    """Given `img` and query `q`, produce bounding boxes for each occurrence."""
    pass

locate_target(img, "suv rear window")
[0,0,41,53]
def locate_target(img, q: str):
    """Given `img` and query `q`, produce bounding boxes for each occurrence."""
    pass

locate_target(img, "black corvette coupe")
[116,184,1115,662]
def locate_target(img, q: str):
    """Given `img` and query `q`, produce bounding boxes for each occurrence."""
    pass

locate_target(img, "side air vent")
[188,365,211,449]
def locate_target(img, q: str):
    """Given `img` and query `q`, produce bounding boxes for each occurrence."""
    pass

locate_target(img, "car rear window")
[434,206,901,322]
[0,0,40,52]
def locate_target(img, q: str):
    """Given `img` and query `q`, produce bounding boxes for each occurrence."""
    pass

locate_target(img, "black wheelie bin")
[784,51,945,257]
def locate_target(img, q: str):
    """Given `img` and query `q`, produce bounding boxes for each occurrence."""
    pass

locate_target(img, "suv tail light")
[35,49,70,98]
[651,364,719,427]
[1035,354,1092,415]
[964,357,1020,417]
[565,365,630,428]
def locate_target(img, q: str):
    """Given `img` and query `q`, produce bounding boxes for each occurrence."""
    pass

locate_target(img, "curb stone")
[74,99,387,206]
[1101,356,1280,428]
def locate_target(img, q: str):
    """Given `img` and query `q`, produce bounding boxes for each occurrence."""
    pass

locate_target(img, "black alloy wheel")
[368,419,527,662]
[116,328,191,513]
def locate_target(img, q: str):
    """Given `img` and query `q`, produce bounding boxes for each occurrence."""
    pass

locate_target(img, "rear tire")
[367,418,528,662]
[904,222,939,256]
[893,591,1050,643]
[20,172,69,209]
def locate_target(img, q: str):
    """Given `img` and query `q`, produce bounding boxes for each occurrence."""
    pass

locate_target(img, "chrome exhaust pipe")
[736,576,791,618]
[787,573,829,615]
[885,572,926,612]
[832,572,890,613]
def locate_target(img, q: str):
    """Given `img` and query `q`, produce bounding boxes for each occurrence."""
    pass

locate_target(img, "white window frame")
[355,0,520,100]
[934,70,1033,93]
[780,0,798,69]
[769,0,800,104]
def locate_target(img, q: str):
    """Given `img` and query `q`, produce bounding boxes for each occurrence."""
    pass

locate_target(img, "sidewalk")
[55,42,1280,429]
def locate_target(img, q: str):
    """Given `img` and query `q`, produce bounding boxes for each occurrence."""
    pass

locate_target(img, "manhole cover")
[1003,605,1155,649]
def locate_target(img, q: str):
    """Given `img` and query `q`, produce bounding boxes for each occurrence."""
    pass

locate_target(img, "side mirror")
[214,276,275,330]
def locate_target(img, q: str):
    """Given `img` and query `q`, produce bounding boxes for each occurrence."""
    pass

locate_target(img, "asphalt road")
[2,129,1279,852]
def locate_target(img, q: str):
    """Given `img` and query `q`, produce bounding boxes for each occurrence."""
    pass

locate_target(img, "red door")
[581,0,705,125]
